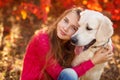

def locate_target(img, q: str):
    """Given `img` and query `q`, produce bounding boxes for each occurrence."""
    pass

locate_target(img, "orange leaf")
[21,10,27,20]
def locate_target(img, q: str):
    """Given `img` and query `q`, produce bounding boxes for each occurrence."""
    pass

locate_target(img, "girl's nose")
[63,25,70,31]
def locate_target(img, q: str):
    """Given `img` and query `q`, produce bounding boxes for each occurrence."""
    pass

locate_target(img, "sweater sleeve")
[20,32,50,80]
[73,60,94,77]
[46,58,94,80]
[20,35,39,80]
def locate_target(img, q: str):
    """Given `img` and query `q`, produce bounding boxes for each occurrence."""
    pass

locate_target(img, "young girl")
[20,7,113,80]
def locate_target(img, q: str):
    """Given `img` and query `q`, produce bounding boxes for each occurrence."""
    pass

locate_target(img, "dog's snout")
[71,37,78,44]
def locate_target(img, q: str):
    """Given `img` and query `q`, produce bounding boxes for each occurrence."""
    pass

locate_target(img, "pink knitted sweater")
[20,31,94,80]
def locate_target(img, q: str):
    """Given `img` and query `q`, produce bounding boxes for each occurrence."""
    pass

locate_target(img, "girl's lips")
[60,29,66,35]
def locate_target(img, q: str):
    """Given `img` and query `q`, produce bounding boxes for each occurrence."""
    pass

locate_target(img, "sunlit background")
[0,0,120,80]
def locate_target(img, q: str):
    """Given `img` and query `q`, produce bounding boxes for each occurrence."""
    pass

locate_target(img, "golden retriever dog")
[71,10,114,80]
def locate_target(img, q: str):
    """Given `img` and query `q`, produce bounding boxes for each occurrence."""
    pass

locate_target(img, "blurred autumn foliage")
[0,0,120,80]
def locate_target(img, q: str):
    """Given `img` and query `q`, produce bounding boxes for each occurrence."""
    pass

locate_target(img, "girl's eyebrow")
[64,17,69,22]
[65,16,79,28]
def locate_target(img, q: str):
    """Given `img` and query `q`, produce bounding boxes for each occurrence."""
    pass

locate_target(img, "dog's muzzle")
[71,36,96,51]
[71,37,78,45]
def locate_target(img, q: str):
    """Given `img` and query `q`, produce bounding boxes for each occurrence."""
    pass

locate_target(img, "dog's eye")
[86,26,92,30]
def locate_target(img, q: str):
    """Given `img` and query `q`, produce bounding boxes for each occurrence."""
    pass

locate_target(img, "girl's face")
[57,11,79,41]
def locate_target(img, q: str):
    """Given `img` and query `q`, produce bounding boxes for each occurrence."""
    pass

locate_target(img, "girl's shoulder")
[28,27,49,47]
[28,28,50,53]
[35,27,48,34]
[34,27,49,40]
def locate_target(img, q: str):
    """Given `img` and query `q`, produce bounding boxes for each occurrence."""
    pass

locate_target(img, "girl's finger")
[97,47,105,53]
[107,57,113,60]
[107,52,114,57]
[103,44,112,51]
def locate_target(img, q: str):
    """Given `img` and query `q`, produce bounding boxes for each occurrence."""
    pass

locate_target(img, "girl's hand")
[91,45,113,65]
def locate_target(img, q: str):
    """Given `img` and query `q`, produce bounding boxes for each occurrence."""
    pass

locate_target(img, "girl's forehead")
[65,11,78,19]
[65,11,79,23]
[66,11,77,16]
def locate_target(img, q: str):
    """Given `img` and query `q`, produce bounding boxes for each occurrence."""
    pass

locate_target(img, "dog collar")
[91,39,110,48]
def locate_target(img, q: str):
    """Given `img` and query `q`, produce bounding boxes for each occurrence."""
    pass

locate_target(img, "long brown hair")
[42,7,82,80]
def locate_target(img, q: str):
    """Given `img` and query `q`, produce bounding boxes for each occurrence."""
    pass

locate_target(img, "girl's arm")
[46,58,94,80]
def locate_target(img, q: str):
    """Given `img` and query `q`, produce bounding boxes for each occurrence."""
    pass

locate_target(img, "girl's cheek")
[69,31,74,37]
[70,30,75,35]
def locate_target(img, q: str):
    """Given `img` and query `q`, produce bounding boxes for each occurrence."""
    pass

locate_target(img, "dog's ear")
[96,16,114,42]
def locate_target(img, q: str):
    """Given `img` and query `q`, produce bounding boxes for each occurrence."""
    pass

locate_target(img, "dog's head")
[71,10,114,50]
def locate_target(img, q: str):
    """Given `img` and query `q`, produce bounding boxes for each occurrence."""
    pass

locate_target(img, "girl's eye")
[64,18,68,23]
[72,26,78,31]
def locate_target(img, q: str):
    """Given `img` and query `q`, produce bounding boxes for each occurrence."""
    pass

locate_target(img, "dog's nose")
[71,37,78,44]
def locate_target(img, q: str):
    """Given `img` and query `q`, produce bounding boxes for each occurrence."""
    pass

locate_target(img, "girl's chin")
[57,34,63,39]
[57,32,69,40]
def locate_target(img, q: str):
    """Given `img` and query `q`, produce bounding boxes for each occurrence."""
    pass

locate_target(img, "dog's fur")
[71,10,114,80]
